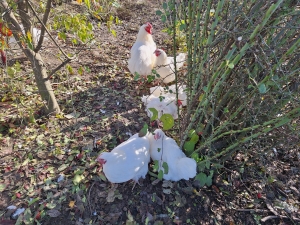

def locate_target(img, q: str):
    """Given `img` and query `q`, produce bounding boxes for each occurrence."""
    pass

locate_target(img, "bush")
[162,0,300,167]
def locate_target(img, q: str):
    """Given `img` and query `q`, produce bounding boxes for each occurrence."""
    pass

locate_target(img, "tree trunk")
[0,0,61,114]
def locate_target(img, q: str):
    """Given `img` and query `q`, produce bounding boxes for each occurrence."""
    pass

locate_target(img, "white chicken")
[96,133,150,189]
[150,84,188,106]
[147,129,196,181]
[8,25,47,49]
[128,22,157,77]
[154,49,186,83]
[141,94,179,119]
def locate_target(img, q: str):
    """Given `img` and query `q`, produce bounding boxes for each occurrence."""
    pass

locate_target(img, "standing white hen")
[154,49,186,83]
[128,22,157,76]
[96,133,150,188]
[147,129,196,181]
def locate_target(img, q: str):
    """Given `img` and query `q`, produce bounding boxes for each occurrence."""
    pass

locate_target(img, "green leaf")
[24,208,33,225]
[148,108,158,121]
[156,10,162,16]
[190,152,199,162]
[158,170,163,180]
[188,129,196,138]
[274,117,290,128]
[110,29,117,37]
[205,160,211,170]
[179,23,186,31]
[194,172,207,187]
[73,174,84,185]
[46,202,56,209]
[153,160,159,171]
[183,141,195,156]
[58,32,67,40]
[134,72,140,81]
[28,153,33,160]
[99,172,107,182]
[84,0,91,9]
[162,2,167,9]
[160,114,174,130]
[258,83,267,94]
[197,161,206,172]
[58,164,68,172]
[206,175,212,186]
[0,183,7,192]
[161,15,167,23]
[28,197,40,206]
[25,38,34,51]
[162,162,169,174]
[190,133,199,143]
[138,123,148,137]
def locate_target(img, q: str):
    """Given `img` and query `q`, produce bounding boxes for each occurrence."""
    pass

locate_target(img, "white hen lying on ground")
[141,94,179,119]
[96,133,150,189]
[154,49,186,83]
[147,129,197,181]
[128,22,157,77]
[150,84,187,106]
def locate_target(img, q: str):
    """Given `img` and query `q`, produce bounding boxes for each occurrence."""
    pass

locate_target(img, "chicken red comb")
[154,49,161,56]
[144,22,153,34]
[146,22,153,28]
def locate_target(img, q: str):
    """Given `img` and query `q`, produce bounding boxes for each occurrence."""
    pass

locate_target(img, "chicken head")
[96,154,107,165]
[154,49,161,57]
[144,22,153,34]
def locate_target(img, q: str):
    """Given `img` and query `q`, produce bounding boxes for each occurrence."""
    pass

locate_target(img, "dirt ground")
[0,0,299,225]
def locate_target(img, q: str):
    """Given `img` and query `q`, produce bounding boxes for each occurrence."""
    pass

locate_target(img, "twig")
[87,181,96,216]
[25,0,75,60]
[235,208,270,213]
[261,215,300,223]
[48,37,96,78]
[35,0,51,52]
[48,58,72,79]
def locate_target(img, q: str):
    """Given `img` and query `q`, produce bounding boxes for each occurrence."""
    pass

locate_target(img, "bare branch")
[48,58,72,78]
[35,0,52,52]
[25,0,75,60]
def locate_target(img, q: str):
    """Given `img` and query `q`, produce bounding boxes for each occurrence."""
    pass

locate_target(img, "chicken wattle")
[128,22,157,77]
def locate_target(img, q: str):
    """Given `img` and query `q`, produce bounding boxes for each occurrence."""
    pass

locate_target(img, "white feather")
[154,49,186,83]
[98,133,150,183]
[142,94,179,119]
[128,23,157,76]
[9,25,47,48]
[150,84,187,106]
[147,129,196,181]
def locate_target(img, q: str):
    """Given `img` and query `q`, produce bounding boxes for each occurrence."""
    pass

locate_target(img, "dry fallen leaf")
[69,200,76,209]
[47,209,61,217]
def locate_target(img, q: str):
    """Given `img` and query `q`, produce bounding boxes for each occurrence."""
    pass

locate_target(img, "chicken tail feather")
[177,157,197,180]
